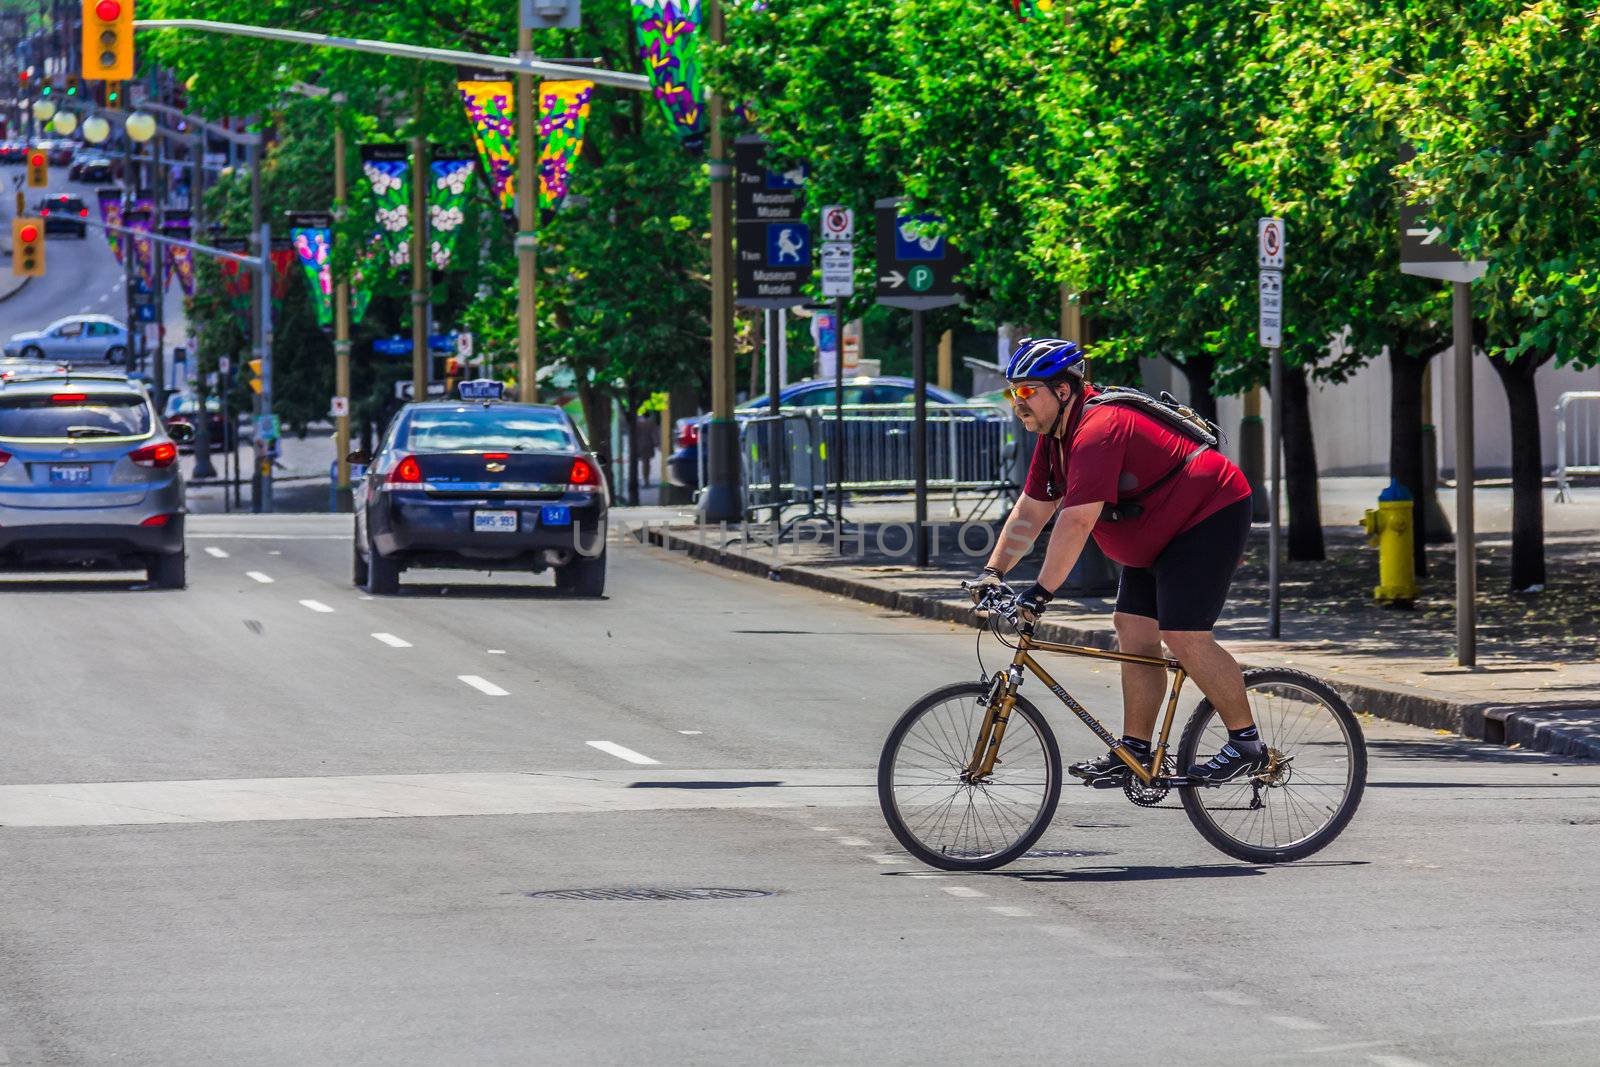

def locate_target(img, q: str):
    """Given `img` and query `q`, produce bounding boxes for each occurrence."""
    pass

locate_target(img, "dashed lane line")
[298,599,335,613]
[942,886,987,898]
[203,546,229,558]
[1532,1015,1600,1027]
[586,741,660,765]
[458,675,509,697]
[680,730,703,735]
[1203,990,1261,1008]
[371,633,412,648]
[1267,1016,1329,1033]
[866,854,907,865]
[1366,1056,1435,1067]
[245,571,273,584]
[988,906,1033,918]
[833,836,872,847]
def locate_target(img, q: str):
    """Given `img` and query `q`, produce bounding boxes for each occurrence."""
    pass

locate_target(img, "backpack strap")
[1099,444,1211,523]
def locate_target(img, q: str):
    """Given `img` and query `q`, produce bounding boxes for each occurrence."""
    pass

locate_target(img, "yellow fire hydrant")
[1358,482,1418,608]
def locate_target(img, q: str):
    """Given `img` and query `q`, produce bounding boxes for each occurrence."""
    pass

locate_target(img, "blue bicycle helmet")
[1004,337,1085,383]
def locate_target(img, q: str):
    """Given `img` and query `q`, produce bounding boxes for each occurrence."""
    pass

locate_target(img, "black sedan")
[350,383,608,596]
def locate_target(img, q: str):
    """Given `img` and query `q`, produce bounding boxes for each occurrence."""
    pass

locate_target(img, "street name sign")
[874,197,965,310]
[735,136,811,308]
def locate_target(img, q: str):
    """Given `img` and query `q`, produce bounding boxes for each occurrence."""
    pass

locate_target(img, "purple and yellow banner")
[630,0,706,151]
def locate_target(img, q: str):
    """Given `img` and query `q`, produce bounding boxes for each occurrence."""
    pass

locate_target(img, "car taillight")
[51,393,87,403]
[79,209,88,218]
[129,442,177,468]
[569,457,600,487]
[140,514,173,527]
[677,422,699,448]
[0,449,10,467]
[483,452,509,460]
[388,455,423,484]
[38,208,49,216]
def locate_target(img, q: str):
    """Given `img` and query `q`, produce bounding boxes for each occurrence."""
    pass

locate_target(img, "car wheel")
[554,547,607,597]
[148,552,186,590]
[364,538,401,595]
[352,539,369,587]
[20,346,42,360]
[105,345,126,363]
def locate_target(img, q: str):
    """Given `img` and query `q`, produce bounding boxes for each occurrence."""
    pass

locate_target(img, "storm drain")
[524,887,775,902]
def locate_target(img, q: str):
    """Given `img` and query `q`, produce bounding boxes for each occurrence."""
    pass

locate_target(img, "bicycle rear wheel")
[1177,667,1366,863]
[878,681,1062,871]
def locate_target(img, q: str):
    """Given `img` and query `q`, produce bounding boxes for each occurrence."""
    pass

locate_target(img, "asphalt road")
[1,514,1598,1065]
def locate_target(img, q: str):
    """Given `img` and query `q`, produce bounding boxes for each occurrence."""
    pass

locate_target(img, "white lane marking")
[586,740,659,765]
[942,886,986,898]
[810,826,838,832]
[1301,1043,1392,1055]
[679,730,703,735]
[1204,990,1260,1007]
[907,873,946,879]
[866,854,906,865]
[1366,1056,1434,1067]
[1266,1016,1329,1032]
[988,906,1033,917]
[98,292,111,303]
[245,571,273,584]
[833,836,872,847]
[487,649,506,654]
[459,675,509,697]
[298,599,334,613]
[371,632,412,648]
[1533,1015,1600,1027]
[204,546,229,558]
[268,550,282,556]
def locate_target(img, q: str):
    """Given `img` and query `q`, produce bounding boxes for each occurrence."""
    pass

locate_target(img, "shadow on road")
[395,582,607,602]
[0,577,151,594]
[980,859,1370,883]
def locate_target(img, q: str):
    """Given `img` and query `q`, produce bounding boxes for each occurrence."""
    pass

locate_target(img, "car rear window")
[0,393,153,439]
[405,407,575,452]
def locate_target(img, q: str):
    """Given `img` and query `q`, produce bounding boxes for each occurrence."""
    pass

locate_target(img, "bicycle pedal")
[1087,776,1128,789]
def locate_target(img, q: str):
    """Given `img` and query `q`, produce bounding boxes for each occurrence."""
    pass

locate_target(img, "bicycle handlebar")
[961,578,1020,622]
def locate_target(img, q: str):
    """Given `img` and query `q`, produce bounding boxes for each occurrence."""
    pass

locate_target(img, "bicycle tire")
[1177,667,1367,863]
[878,681,1062,871]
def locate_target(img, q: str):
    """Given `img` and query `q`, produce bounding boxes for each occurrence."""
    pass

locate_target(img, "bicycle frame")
[967,621,1189,787]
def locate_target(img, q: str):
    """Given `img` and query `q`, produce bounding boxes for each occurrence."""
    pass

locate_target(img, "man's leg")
[1114,611,1166,741]
[1159,629,1251,730]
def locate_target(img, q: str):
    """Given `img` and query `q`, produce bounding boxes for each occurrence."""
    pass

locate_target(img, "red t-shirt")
[1023,395,1251,568]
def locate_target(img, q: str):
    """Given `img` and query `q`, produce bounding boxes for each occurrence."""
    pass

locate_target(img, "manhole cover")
[524,887,774,902]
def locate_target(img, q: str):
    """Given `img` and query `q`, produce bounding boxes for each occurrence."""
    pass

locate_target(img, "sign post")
[821,204,854,525]
[876,197,966,568]
[1258,217,1285,638]
[1398,145,1488,667]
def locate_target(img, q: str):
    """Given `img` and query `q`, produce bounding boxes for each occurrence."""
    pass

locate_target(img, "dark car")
[667,375,968,489]
[68,154,113,182]
[351,380,608,596]
[45,140,76,167]
[36,194,89,237]
[0,141,27,164]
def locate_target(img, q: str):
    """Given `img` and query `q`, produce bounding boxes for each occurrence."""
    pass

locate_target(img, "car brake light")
[51,393,88,403]
[140,514,172,527]
[569,457,600,487]
[677,422,699,447]
[388,455,423,484]
[129,441,178,468]
[79,209,89,218]
[38,208,49,216]
[483,452,509,460]
[0,449,10,467]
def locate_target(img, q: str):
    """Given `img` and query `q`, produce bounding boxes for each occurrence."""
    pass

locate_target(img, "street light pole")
[410,82,428,405]
[516,25,538,401]
[333,111,352,508]
[699,0,740,523]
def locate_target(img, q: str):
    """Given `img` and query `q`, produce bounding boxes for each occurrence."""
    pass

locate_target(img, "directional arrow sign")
[1398,143,1486,283]
[874,197,965,309]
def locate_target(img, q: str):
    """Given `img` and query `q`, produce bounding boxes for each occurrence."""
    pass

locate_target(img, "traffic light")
[65,76,79,99]
[246,359,264,395]
[26,150,47,188]
[12,217,45,277]
[82,0,135,81]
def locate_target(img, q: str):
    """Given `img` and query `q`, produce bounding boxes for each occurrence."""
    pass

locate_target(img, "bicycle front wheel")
[877,682,1062,871]
[1178,667,1367,863]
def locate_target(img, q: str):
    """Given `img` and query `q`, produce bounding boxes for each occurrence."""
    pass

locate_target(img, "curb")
[635,525,1595,760]
[0,274,32,304]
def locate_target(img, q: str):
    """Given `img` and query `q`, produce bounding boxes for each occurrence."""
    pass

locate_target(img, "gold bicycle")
[876,582,1367,870]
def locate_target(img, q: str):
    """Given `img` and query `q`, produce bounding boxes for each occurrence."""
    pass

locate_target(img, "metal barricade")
[1554,391,1600,502]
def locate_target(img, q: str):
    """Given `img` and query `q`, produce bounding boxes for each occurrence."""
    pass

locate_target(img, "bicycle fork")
[965,668,1019,781]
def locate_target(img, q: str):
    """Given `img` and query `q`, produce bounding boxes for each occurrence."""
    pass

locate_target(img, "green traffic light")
[65,84,77,96]
[40,84,51,96]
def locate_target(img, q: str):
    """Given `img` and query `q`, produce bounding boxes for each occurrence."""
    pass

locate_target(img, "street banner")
[214,236,254,335]
[538,81,595,217]
[96,187,123,263]
[428,151,475,269]
[124,199,155,291]
[456,74,596,222]
[457,73,517,215]
[630,0,707,152]
[288,212,334,328]
[359,143,413,270]
[159,211,194,297]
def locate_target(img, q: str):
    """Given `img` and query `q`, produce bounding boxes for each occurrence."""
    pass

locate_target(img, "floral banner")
[428,153,474,269]
[124,199,155,291]
[288,213,334,328]
[351,238,378,326]
[159,211,194,298]
[359,143,412,269]
[214,236,254,335]
[269,238,296,322]
[631,0,707,152]
[539,81,594,216]
[96,188,123,263]
[457,74,516,215]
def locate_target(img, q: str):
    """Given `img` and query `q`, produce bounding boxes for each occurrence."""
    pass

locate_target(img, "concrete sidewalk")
[629,488,1600,759]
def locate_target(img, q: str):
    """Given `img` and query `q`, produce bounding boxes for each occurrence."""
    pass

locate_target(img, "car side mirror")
[167,422,195,443]
[347,450,371,465]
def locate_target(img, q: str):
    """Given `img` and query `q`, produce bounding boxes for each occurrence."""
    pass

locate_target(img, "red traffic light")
[28,152,44,167]
[95,0,121,19]
[18,225,38,243]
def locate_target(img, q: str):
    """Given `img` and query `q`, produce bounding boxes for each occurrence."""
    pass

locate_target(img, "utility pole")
[151,130,166,408]
[190,121,218,480]
[410,82,428,405]
[515,25,538,400]
[333,107,352,509]
[249,130,268,512]
[699,0,740,522]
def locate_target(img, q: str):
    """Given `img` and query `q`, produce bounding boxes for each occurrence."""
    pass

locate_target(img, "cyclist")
[972,337,1260,784]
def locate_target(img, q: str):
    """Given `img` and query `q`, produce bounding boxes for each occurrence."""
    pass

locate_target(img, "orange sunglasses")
[1004,383,1049,401]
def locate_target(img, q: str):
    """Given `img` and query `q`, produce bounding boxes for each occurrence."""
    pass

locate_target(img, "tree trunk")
[1281,364,1325,561]
[575,375,615,502]
[1387,332,1427,577]
[1488,351,1550,592]
[621,406,641,506]
[1174,354,1218,424]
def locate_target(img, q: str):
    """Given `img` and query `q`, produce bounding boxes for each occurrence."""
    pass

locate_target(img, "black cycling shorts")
[1113,495,1253,632]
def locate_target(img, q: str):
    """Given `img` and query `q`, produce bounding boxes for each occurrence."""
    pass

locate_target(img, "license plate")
[472,509,518,533]
[540,505,571,526]
[50,464,91,485]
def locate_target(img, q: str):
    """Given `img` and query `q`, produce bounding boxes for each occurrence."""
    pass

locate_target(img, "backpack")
[1082,387,1223,522]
